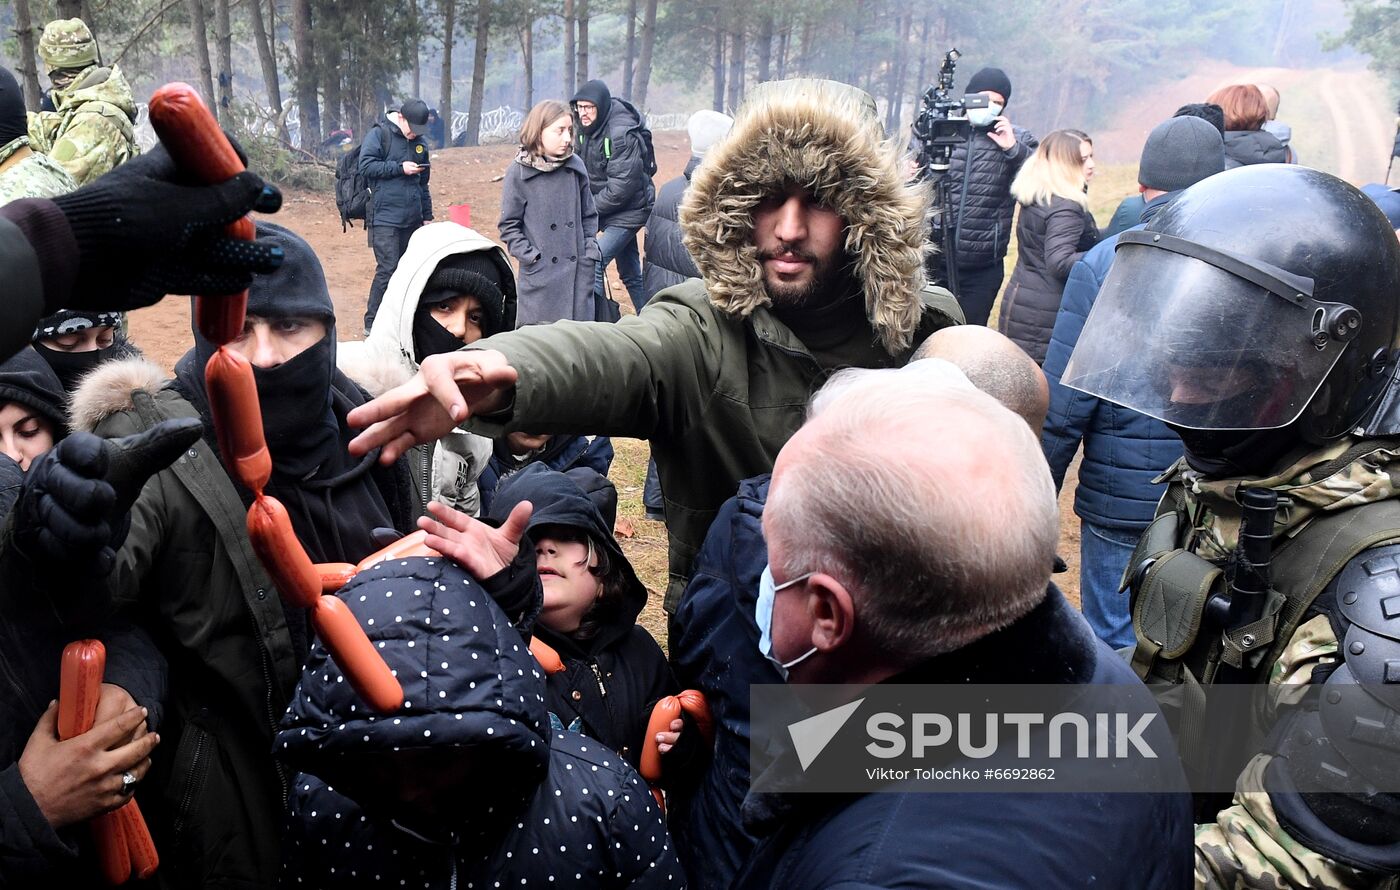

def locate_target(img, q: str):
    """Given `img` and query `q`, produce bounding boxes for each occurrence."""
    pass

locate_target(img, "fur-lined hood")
[67,356,167,434]
[679,78,928,353]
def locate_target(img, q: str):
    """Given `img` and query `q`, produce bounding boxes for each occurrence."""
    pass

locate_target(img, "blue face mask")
[966,102,1003,129]
[756,565,819,681]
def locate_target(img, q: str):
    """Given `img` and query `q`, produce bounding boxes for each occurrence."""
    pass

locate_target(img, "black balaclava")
[570,79,612,135]
[0,67,28,146]
[411,252,509,365]
[1170,425,1301,480]
[174,223,394,571]
[31,309,136,394]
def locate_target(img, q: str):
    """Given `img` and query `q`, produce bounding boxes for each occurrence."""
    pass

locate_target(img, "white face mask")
[966,102,1003,129]
[756,565,818,681]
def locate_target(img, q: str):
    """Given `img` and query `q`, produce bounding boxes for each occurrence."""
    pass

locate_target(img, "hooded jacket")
[340,222,517,515]
[276,555,683,889]
[571,80,656,229]
[26,64,138,186]
[358,112,433,228]
[642,156,702,302]
[487,464,686,773]
[463,80,961,612]
[998,194,1100,365]
[0,134,76,205]
[477,432,614,517]
[1223,129,1288,169]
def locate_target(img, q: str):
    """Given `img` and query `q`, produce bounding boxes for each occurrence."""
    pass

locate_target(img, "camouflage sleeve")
[48,109,134,186]
[1194,616,1395,890]
[1194,755,1388,890]
[26,111,56,154]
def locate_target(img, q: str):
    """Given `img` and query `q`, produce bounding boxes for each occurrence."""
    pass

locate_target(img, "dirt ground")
[128,54,1394,632]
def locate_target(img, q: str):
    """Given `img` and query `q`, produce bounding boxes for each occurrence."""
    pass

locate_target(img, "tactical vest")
[1126,442,1400,761]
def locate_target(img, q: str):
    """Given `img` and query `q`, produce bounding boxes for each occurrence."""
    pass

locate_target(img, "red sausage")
[528,637,567,675]
[314,563,359,593]
[147,83,244,181]
[310,596,404,714]
[640,695,682,785]
[246,497,323,609]
[677,689,714,748]
[91,809,131,884]
[118,800,159,879]
[204,348,271,494]
[193,291,248,346]
[58,639,105,741]
[354,529,440,573]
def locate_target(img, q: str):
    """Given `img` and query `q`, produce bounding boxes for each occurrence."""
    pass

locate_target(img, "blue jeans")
[1078,520,1142,650]
[594,224,647,312]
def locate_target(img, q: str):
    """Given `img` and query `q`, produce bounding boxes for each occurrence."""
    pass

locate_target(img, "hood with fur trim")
[67,356,166,434]
[679,78,928,354]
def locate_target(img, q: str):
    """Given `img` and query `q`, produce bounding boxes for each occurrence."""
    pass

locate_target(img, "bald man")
[912,324,1049,430]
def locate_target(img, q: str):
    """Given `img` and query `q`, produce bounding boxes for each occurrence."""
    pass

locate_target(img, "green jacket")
[468,280,960,610]
[75,359,300,889]
[27,64,138,186]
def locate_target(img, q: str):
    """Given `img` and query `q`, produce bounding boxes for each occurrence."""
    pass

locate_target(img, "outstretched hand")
[419,499,533,580]
[348,350,518,463]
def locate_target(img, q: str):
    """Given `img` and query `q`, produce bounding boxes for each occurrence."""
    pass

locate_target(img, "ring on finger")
[119,771,137,795]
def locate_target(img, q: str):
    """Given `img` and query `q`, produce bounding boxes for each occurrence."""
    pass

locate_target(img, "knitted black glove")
[49,142,284,314]
[14,419,202,576]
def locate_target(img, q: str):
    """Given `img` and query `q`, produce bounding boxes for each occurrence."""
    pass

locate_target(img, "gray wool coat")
[497,154,601,325]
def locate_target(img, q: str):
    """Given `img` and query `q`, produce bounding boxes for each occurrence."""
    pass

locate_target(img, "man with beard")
[348,79,962,625]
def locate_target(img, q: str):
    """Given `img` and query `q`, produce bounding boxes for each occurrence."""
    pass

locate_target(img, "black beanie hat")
[965,67,1012,105]
[420,252,507,336]
[1173,102,1226,136]
[0,66,28,147]
[0,347,69,435]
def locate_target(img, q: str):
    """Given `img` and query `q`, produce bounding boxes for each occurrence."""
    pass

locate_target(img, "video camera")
[911,48,987,293]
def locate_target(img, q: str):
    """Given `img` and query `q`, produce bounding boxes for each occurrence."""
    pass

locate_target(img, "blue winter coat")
[276,556,683,889]
[1040,194,1182,529]
[477,433,614,517]
[359,114,434,228]
[669,474,779,890]
[642,157,701,302]
[731,586,1194,889]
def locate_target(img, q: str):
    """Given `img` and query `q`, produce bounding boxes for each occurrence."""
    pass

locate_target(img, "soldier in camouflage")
[27,18,139,186]
[1064,164,1400,889]
[0,65,74,204]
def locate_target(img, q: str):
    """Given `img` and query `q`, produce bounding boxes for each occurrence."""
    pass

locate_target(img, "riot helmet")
[1063,165,1400,471]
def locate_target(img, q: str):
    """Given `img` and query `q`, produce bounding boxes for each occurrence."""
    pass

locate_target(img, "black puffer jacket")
[940,127,1038,268]
[1222,129,1288,169]
[998,195,1099,364]
[488,464,698,779]
[643,157,702,302]
[572,80,656,229]
[277,554,683,889]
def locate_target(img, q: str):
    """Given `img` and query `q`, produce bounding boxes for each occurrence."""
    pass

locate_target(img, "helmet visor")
[1062,235,1356,431]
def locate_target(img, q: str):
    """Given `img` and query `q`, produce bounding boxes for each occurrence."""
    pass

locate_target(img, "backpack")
[334,125,380,232]
[603,99,657,177]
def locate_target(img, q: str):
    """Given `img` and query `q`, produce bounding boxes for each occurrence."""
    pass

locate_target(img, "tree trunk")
[622,0,637,98]
[519,12,535,109]
[711,27,725,112]
[440,0,456,126]
[56,0,83,19]
[463,0,491,146]
[885,12,910,133]
[563,0,575,98]
[249,0,286,139]
[410,0,422,97]
[775,25,790,80]
[796,18,815,76]
[633,0,657,109]
[755,13,772,83]
[577,0,589,86]
[324,54,343,132]
[912,10,931,114]
[213,0,234,125]
[187,0,218,116]
[13,0,42,110]
[291,0,319,147]
[725,29,744,111]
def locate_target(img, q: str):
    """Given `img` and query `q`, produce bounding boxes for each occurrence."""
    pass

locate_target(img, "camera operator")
[918,67,1037,326]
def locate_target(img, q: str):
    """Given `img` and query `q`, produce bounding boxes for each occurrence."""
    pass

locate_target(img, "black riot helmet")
[1064,165,1400,470]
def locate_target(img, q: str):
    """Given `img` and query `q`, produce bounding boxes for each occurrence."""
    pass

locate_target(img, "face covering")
[966,103,1003,129]
[756,565,818,681]
[412,308,466,366]
[32,342,120,393]
[251,335,340,479]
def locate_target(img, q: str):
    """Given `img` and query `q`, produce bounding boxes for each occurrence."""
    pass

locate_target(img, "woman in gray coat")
[498,100,602,325]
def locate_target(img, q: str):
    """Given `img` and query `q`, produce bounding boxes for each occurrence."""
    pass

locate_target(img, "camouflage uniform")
[1151,443,1400,889]
[27,19,139,186]
[0,135,77,204]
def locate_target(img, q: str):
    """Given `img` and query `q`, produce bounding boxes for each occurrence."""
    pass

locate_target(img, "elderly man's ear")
[805,573,857,653]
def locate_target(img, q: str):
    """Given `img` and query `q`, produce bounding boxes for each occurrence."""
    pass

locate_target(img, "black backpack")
[605,99,658,177]
[334,125,379,231]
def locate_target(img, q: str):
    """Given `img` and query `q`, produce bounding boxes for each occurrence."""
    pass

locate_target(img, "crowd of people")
[1,16,1400,889]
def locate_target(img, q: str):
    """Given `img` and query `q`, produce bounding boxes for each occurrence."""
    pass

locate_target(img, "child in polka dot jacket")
[275,547,684,887]
[432,463,704,785]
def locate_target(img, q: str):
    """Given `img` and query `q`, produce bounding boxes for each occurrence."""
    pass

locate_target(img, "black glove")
[49,142,284,314]
[14,419,203,576]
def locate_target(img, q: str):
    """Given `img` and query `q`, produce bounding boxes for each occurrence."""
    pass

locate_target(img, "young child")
[425,463,699,778]
[477,430,614,517]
